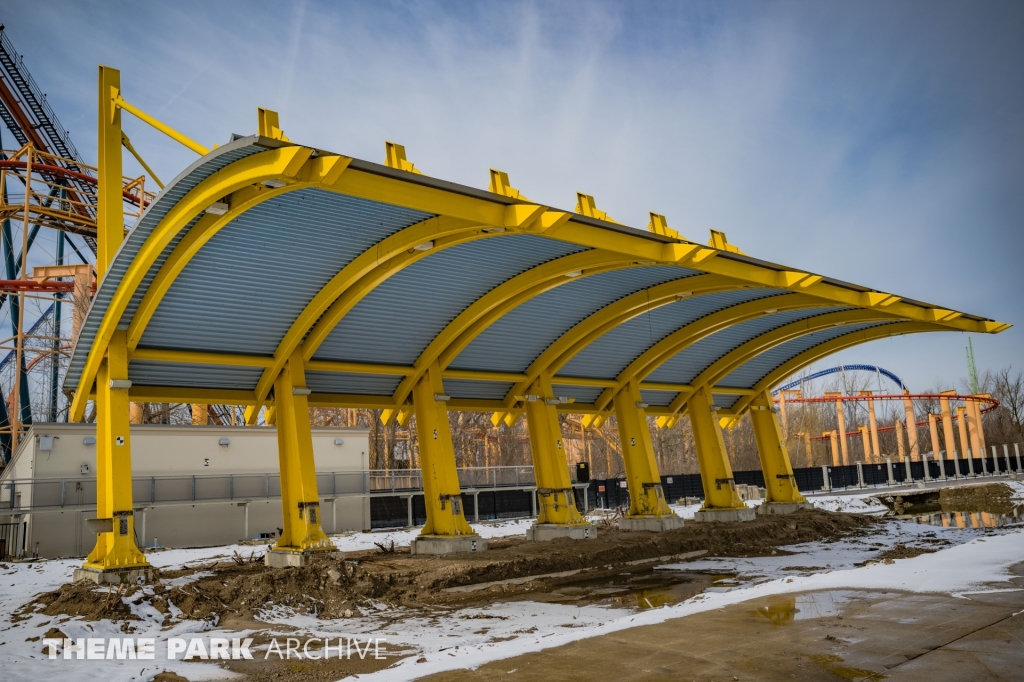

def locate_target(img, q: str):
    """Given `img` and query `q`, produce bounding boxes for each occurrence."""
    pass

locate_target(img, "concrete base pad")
[264,549,341,568]
[692,507,756,523]
[619,515,686,532]
[410,535,487,556]
[755,502,815,516]
[73,565,158,586]
[526,523,597,542]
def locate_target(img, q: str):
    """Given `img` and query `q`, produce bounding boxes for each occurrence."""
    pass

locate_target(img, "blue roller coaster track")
[772,364,907,394]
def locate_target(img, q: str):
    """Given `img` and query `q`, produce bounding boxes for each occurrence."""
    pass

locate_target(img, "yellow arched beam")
[497,274,752,413]
[589,293,832,412]
[661,309,904,417]
[390,249,642,409]
[69,145,316,422]
[725,321,945,417]
[243,202,567,424]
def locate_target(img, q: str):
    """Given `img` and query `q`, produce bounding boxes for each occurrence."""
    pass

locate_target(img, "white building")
[0,423,370,558]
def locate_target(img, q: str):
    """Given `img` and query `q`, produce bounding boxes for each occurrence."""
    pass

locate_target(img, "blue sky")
[4,0,1022,392]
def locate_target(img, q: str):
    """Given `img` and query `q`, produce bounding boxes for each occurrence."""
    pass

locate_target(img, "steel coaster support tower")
[613,381,684,532]
[748,391,811,515]
[523,374,594,541]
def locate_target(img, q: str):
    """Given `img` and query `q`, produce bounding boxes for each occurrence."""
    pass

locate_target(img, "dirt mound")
[26,508,874,626]
[939,482,1014,512]
[876,543,938,561]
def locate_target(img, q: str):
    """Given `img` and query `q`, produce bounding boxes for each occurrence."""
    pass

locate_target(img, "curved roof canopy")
[66,135,1009,425]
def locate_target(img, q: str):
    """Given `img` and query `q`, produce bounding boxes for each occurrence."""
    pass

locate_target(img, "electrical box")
[80,463,90,475]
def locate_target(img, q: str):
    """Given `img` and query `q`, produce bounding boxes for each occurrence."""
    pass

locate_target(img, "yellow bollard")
[687,386,753,522]
[749,391,809,515]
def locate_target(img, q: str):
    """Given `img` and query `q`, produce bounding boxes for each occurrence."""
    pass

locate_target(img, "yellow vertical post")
[778,390,788,438]
[902,391,920,460]
[523,375,591,539]
[266,348,333,565]
[97,66,123,285]
[966,398,982,460]
[939,390,957,462]
[860,391,880,463]
[409,361,484,553]
[974,395,989,454]
[957,405,971,476]
[859,425,871,462]
[825,392,849,465]
[826,430,840,466]
[927,413,941,461]
[191,403,208,425]
[613,382,681,530]
[687,386,751,521]
[76,330,151,583]
[749,391,807,513]
[895,419,906,460]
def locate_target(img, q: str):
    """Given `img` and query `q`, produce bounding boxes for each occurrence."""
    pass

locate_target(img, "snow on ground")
[2,485,1022,681]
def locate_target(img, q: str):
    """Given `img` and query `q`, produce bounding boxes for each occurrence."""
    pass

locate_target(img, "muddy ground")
[24,508,873,628]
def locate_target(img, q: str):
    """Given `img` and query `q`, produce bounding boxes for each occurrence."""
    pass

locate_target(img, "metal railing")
[0,465,541,512]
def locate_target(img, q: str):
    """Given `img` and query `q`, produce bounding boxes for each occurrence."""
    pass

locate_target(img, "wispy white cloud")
[3,0,1021,388]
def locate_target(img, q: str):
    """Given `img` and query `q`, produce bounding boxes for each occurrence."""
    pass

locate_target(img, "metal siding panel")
[67,140,264,388]
[442,379,513,401]
[560,289,787,380]
[718,322,894,389]
[450,266,699,373]
[138,189,434,355]
[305,371,403,395]
[646,307,846,384]
[314,235,586,366]
[128,361,263,390]
[551,384,603,404]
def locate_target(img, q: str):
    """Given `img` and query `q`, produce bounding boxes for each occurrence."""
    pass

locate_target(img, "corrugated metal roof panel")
[559,289,787,380]
[639,389,678,407]
[314,235,587,366]
[137,188,433,356]
[551,384,603,404]
[67,139,265,388]
[442,379,513,401]
[646,307,846,384]
[128,361,263,390]
[718,322,896,389]
[305,371,403,395]
[450,266,699,373]
[711,393,741,410]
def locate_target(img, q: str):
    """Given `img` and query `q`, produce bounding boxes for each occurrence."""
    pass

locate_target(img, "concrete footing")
[72,565,159,586]
[264,549,341,568]
[410,535,487,555]
[526,523,597,542]
[692,507,756,523]
[755,502,815,516]
[619,515,686,532]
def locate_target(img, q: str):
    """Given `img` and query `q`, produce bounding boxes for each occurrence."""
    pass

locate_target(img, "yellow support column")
[826,430,840,466]
[957,405,974,477]
[97,65,123,284]
[825,392,849,465]
[523,375,593,541]
[749,391,810,515]
[902,391,920,460]
[860,391,881,463]
[613,382,683,531]
[74,330,153,584]
[265,348,335,567]
[687,385,754,522]
[409,362,485,554]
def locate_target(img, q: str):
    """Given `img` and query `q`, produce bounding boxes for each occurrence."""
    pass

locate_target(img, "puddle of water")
[523,568,741,610]
[752,592,847,625]
[805,653,885,680]
[912,505,1023,529]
